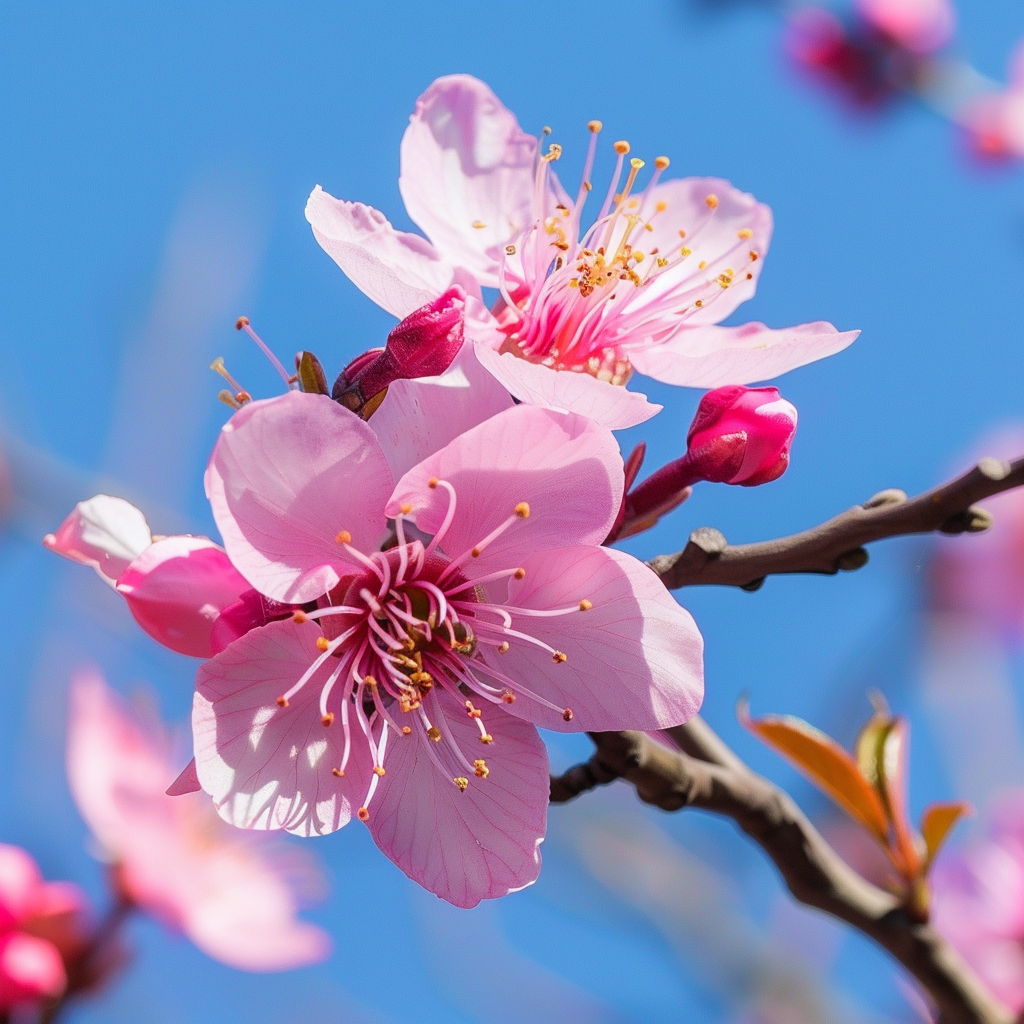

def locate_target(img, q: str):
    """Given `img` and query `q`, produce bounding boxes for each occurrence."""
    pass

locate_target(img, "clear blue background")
[2,1,1023,1021]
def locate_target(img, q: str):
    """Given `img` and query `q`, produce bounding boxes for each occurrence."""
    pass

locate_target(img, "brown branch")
[648,455,1024,591]
[550,722,1012,1024]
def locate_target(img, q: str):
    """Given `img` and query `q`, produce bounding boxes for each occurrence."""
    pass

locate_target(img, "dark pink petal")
[629,321,859,389]
[209,589,299,654]
[472,345,662,430]
[483,546,704,732]
[369,345,513,481]
[43,494,152,585]
[0,933,66,1009]
[388,405,623,576]
[166,759,201,796]
[194,619,373,836]
[205,391,394,604]
[116,536,250,658]
[367,691,547,908]
[399,75,537,288]
[0,846,42,930]
[305,187,458,319]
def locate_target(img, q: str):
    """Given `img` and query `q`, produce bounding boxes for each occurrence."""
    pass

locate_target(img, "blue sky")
[2,2,1023,1021]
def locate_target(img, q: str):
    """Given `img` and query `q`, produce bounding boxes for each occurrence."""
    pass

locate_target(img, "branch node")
[835,547,870,572]
[688,526,728,555]
[740,576,765,592]
[939,506,994,535]
[863,488,908,509]
[978,456,1011,482]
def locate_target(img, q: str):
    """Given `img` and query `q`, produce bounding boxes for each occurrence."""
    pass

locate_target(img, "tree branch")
[648,455,1024,591]
[550,722,1012,1024]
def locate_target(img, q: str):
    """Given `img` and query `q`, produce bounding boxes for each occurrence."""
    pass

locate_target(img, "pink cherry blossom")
[67,671,330,971]
[856,0,955,53]
[45,496,249,657]
[959,44,1024,162]
[932,792,1024,1013]
[306,75,857,429]
[0,844,90,1011]
[928,426,1024,640]
[195,390,704,906]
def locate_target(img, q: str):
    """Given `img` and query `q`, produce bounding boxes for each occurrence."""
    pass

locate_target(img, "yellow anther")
[428,477,439,488]
[749,250,759,262]
[480,733,494,744]
[401,725,412,735]
[235,316,250,330]
[373,765,386,777]
[553,650,568,664]
[331,767,345,777]
[695,299,704,307]
[717,273,733,289]
[678,229,687,238]
[473,759,490,779]
[321,712,335,727]
[705,194,719,209]
[427,726,442,742]
[654,155,670,170]
[400,503,412,514]
[472,220,487,229]
[357,807,369,821]
[465,701,482,719]
[633,251,644,262]
[276,696,289,708]
[316,636,330,652]
[579,599,593,611]
[545,143,562,161]
[292,610,308,623]
[364,675,378,688]
[657,257,669,268]
[630,157,644,171]
[498,642,510,654]
[655,200,668,212]
[335,530,351,544]
[588,119,603,133]
[680,247,692,257]
[453,777,470,792]
[514,568,526,580]
[738,228,753,239]
[217,390,242,411]
[699,261,707,270]
[613,140,630,155]
[583,181,593,192]
[514,501,530,519]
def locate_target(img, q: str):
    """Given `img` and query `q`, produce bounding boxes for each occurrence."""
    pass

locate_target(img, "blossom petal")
[629,321,859,389]
[43,495,152,586]
[366,691,547,908]
[193,619,373,836]
[387,405,623,577]
[0,846,43,929]
[369,345,514,481]
[305,186,458,319]
[205,391,394,604]
[481,545,703,732]
[472,345,662,430]
[399,74,537,287]
[116,536,250,658]
[0,933,66,1006]
[637,177,773,326]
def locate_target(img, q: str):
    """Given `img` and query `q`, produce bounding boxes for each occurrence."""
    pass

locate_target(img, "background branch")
[649,455,1024,591]
[550,721,1013,1024]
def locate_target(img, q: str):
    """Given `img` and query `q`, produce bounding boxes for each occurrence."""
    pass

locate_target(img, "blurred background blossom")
[1,1,1023,1021]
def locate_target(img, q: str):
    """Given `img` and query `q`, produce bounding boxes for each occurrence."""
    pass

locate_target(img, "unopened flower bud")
[332,287,466,417]
[685,385,798,486]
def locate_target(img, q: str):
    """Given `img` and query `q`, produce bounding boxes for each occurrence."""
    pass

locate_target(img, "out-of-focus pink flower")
[959,44,1024,162]
[932,792,1024,1014]
[195,390,704,907]
[67,672,331,971]
[856,0,955,53]
[0,845,90,1011]
[928,426,1024,640]
[306,75,857,430]
[45,496,250,657]
[614,386,797,539]
[333,288,467,414]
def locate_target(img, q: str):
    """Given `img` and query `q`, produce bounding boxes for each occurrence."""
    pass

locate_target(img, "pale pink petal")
[629,321,859,389]
[0,933,66,1008]
[367,691,547,908]
[369,345,514,480]
[387,405,623,577]
[482,546,703,732]
[305,187,458,319]
[116,536,250,658]
[637,178,773,326]
[193,619,373,836]
[0,846,42,928]
[205,391,394,604]
[43,495,152,586]
[472,345,661,430]
[399,75,537,287]
[856,0,955,52]
[67,671,171,853]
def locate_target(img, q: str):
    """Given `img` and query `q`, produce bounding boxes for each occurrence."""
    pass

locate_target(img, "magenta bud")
[333,288,466,414]
[686,385,798,487]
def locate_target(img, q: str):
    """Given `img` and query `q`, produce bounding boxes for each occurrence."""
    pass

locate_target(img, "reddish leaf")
[921,802,972,871]
[739,700,890,845]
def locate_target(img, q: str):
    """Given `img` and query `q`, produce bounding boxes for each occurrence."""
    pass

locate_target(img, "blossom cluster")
[44,74,854,925]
